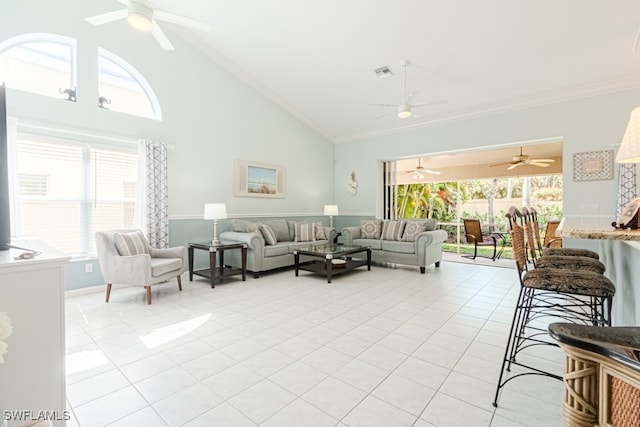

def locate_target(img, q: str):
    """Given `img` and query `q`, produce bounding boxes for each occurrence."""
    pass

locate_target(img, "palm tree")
[396,181,464,220]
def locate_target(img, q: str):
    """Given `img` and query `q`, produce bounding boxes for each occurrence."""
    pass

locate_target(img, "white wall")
[0,0,335,221]
[335,89,640,225]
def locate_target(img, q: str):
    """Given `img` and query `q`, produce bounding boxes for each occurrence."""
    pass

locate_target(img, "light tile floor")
[64,261,564,427]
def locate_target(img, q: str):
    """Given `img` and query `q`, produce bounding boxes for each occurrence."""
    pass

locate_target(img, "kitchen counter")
[557,217,640,326]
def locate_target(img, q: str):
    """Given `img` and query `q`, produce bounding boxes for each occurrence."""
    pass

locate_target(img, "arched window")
[0,33,76,101]
[98,48,162,120]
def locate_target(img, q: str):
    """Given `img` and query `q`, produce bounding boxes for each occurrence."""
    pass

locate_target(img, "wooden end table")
[188,241,247,288]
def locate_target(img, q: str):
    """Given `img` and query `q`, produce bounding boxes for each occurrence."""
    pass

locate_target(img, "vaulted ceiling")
[92,1,640,143]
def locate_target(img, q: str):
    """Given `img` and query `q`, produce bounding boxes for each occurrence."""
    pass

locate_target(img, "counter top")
[556,217,640,241]
[548,322,640,371]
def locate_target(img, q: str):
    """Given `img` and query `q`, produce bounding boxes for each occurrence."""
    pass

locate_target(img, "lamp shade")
[323,205,339,216]
[616,107,640,163]
[204,203,227,220]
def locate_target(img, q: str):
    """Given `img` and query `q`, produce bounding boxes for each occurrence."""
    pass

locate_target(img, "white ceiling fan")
[402,158,441,179]
[85,0,211,51]
[489,147,555,170]
[372,59,447,119]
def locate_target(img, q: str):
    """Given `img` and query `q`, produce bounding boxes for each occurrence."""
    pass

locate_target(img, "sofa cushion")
[381,240,416,254]
[232,218,254,232]
[353,238,382,250]
[260,223,278,245]
[313,222,326,240]
[114,231,149,256]
[424,218,437,231]
[264,244,290,257]
[381,220,406,241]
[263,219,290,242]
[294,223,316,242]
[402,221,428,242]
[361,219,382,239]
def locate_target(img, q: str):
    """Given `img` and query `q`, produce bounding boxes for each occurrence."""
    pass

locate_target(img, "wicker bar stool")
[492,221,615,407]
[528,207,600,260]
[521,208,605,274]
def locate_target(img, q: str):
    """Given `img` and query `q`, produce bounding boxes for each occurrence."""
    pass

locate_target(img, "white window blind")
[14,132,139,257]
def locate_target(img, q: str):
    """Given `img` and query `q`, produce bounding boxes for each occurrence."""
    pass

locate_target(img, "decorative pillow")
[360,219,382,239]
[402,221,428,242]
[247,223,262,235]
[381,220,406,241]
[424,218,437,231]
[313,222,326,240]
[232,219,254,232]
[114,231,149,256]
[295,223,316,242]
[263,219,290,242]
[260,223,278,245]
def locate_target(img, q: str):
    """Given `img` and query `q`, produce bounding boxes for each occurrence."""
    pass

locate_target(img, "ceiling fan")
[402,158,441,179]
[489,147,555,170]
[85,0,211,51]
[372,59,447,119]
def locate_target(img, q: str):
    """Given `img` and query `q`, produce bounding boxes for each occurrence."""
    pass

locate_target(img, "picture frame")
[573,150,614,182]
[234,160,286,198]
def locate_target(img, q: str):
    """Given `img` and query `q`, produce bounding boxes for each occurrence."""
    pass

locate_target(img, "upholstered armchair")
[95,230,187,304]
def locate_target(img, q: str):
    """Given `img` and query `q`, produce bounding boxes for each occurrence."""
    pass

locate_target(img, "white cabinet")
[0,241,69,427]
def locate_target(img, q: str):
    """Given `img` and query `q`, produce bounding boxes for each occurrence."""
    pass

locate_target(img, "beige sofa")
[341,218,447,273]
[219,218,337,277]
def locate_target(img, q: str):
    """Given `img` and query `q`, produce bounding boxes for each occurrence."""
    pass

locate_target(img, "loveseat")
[341,218,447,273]
[219,218,337,277]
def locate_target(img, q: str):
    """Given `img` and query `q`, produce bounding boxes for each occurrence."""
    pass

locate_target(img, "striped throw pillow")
[313,222,326,240]
[260,223,278,245]
[295,223,316,242]
[114,231,149,256]
[381,220,406,241]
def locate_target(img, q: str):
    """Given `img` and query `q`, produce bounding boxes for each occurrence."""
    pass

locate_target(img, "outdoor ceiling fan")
[85,0,211,51]
[489,147,555,170]
[403,158,441,179]
[372,59,447,119]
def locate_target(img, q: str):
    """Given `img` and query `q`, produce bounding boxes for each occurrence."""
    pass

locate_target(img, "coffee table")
[293,243,371,283]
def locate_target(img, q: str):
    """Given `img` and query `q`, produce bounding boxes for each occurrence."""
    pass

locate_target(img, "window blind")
[14,132,139,257]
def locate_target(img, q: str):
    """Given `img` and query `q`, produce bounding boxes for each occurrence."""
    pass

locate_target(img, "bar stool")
[492,220,615,407]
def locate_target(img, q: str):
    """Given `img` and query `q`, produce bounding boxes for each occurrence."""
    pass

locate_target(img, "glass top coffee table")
[292,243,371,283]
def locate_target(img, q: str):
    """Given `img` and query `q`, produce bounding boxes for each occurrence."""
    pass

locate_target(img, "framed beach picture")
[234,160,286,198]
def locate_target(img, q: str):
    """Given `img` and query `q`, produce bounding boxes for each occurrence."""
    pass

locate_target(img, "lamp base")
[212,238,221,246]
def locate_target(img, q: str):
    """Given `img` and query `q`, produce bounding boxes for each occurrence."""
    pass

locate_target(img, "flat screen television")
[0,83,10,251]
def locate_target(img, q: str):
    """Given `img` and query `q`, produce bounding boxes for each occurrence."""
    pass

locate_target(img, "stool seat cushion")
[523,268,615,297]
[536,255,605,274]
[542,247,599,260]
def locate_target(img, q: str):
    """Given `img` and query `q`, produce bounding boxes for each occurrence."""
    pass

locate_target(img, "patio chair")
[462,218,497,260]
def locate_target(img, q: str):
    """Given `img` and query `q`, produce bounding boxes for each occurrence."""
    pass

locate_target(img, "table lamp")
[617,106,640,164]
[323,204,339,228]
[204,203,227,245]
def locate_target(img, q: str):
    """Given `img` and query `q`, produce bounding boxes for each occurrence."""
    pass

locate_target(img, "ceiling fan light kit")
[372,59,447,120]
[127,1,153,31]
[85,0,212,51]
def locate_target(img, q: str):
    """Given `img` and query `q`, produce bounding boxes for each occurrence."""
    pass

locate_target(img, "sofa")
[341,218,447,273]
[219,218,337,277]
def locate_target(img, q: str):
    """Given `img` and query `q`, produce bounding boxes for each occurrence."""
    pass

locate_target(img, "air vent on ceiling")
[373,66,394,79]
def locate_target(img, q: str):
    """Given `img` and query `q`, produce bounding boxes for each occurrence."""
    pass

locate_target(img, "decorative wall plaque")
[573,150,614,182]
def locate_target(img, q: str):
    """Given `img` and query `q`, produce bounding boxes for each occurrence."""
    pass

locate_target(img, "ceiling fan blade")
[530,158,554,163]
[411,100,448,108]
[425,169,441,175]
[370,103,397,107]
[150,21,175,50]
[489,162,511,167]
[529,162,551,167]
[154,10,212,32]
[507,163,521,170]
[116,0,130,5]
[85,9,128,25]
